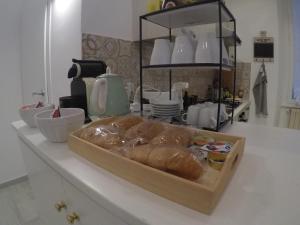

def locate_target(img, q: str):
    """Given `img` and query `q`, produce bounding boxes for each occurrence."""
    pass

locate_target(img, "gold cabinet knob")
[66,212,80,224]
[54,201,67,212]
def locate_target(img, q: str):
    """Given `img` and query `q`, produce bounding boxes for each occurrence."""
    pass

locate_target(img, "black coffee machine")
[60,59,107,124]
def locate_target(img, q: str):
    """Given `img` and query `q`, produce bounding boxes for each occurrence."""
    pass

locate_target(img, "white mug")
[198,106,211,128]
[185,105,200,126]
[209,103,228,123]
[196,103,229,129]
[150,39,171,65]
[181,104,206,126]
[171,35,195,64]
[197,102,217,129]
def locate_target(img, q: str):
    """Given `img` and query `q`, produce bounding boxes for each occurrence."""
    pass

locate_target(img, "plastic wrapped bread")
[128,145,203,180]
[111,116,143,131]
[114,137,148,157]
[150,127,192,147]
[80,125,126,149]
[125,121,165,141]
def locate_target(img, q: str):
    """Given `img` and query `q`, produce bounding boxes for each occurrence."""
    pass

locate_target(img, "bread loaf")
[129,145,203,180]
[150,127,192,146]
[111,116,143,131]
[128,143,152,164]
[125,121,165,141]
[80,125,125,149]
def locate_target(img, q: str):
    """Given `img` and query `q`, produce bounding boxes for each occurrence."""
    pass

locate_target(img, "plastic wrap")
[125,121,165,141]
[128,144,203,180]
[35,101,44,108]
[114,137,148,157]
[150,127,192,147]
[80,125,126,149]
[80,118,203,180]
[111,115,143,131]
[52,107,61,118]
[192,134,215,146]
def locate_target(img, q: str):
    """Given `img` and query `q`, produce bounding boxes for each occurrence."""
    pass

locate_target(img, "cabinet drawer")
[19,140,67,225]
[62,180,128,225]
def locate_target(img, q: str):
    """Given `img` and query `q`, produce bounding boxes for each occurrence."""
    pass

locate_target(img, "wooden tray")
[68,118,245,214]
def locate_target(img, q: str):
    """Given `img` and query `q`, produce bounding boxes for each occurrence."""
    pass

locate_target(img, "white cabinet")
[19,139,128,225]
[20,140,67,225]
[62,180,127,225]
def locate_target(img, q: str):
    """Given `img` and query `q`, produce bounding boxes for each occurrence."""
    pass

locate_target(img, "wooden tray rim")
[69,117,245,192]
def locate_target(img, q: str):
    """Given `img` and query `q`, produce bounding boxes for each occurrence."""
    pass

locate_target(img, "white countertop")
[13,121,300,225]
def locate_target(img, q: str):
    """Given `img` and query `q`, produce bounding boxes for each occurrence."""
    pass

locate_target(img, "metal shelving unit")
[139,0,237,132]
[142,63,233,70]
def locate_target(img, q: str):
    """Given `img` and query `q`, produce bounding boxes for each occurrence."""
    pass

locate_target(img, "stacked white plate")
[151,100,180,118]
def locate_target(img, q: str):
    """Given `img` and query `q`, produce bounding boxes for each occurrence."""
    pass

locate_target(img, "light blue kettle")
[90,67,130,116]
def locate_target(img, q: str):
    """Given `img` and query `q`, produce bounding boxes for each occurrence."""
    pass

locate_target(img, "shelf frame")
[141,0,235,29]
[139,0,237,132]
[142,63,233,70]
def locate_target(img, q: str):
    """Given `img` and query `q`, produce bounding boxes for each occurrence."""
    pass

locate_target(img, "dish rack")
[139,0,238,131]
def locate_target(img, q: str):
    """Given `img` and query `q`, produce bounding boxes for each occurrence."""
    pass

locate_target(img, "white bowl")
[35,108,85,143]
[19,104,55,128]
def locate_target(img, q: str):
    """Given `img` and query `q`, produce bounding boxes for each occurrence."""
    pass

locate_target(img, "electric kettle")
[90,67,130,116]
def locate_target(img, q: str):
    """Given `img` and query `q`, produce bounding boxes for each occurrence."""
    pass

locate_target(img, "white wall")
[226,0,280,127]
[20,0,47,104]
[82,0,167,41]
[0,0,82,184]
[49,0,82,105]
[0,0,27,184]
[82,0,134,41]
[292,0,300,100]
[132,0,168,41]
[276,0,294,127]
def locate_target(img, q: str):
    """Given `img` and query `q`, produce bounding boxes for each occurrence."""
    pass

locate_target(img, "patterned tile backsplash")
[235,62,251,100]
[82,33,250,100]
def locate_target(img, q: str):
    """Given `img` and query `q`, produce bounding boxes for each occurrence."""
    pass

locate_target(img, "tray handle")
[223,139,244,173]
[230,152,239,170]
